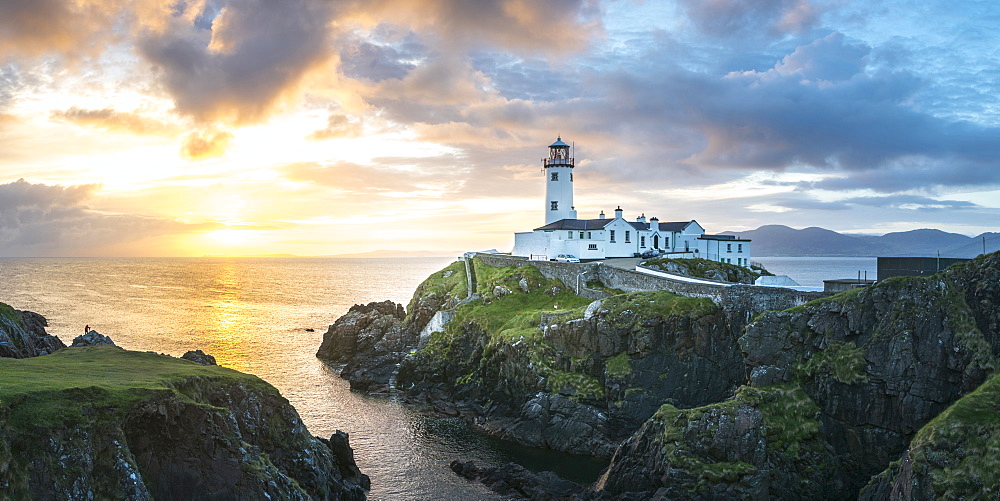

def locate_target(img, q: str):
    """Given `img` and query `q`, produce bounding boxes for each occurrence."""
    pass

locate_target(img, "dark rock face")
[320,431,371,492]
[316,300,416,392]
[8,377,369,500]
[596,386,843,499]
[450,460,586,500]
[859,371,1000,499]
[0,305,65,358]
[597,252,1000,499]
[71,330,117,347]
[181,349,217,365]
[544,300,744,433]
[397,291,744,459]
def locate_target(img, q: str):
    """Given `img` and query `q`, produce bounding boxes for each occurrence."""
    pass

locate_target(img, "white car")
[554,254,580,263]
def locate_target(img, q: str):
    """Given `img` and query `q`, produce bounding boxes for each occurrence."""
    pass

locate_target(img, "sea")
[0,255,876,499]
[753,256,877,287]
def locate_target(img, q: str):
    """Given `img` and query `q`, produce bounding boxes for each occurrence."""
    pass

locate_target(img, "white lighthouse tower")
[543,137,576,224]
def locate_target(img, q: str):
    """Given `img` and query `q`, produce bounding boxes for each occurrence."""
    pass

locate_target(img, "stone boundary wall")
[467,253,829,320]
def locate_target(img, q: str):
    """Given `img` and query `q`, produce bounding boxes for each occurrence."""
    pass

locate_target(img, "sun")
[207,229,251,245]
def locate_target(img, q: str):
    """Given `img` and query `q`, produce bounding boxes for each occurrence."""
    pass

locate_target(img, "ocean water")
[0,257,607,500]
[754,256,878,288]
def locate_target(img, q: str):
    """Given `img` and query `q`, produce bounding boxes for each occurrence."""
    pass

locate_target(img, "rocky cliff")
[319,258,745,458]
[0,302,65,358]
[1,305,369,501]
[596,251,1000,499]
[317,252,1000,500]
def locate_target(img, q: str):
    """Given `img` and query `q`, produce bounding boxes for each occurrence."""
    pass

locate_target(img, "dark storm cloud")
[0,179,194,256]
[548,32,1000,192]
[137,0,338,123]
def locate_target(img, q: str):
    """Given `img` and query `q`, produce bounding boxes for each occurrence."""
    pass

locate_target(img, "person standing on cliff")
[84,324,90,334]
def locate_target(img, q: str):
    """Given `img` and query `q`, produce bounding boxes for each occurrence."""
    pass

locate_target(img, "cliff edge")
[1,303,369,501]
[317,251,1000,500]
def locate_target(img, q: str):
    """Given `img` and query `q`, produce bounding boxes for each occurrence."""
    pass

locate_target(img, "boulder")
[449,460,585,500]
[71,330,116,347]
[181,349,217,365]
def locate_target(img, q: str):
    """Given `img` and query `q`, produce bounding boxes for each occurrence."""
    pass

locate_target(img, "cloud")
[137,0,338,123]
[337,32,423,82]
[180,128,233,160]
[50,107,183,136]
[679,0,821,39]
[339,0,604,56]
[0,0,118,59]
[0,179,193,256]
[307,113,363,140]
[283,160,463,195]
[773,32,869,82]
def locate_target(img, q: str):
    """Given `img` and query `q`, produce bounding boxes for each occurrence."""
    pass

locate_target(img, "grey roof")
[700,234,751,242]
[656,221,693,232]
[535,218,614,231]
[549,137,570,148]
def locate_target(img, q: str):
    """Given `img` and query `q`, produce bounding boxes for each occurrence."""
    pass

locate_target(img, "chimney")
[614,206,623,219]
[650,216,659,231]
[637,213,646,224]
[599,210,606,220]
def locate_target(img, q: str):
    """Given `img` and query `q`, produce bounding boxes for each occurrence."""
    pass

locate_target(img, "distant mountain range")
[722,225,1000,258]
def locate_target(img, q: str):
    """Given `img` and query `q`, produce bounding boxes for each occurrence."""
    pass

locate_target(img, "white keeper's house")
[511,137,752,265]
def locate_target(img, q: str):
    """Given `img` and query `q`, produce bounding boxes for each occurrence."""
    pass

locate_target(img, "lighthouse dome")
[549,137,570,148]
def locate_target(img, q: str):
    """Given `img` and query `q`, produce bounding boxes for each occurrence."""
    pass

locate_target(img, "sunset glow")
[2,0,998,257]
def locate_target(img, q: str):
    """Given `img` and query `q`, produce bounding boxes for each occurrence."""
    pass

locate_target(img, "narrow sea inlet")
[0,256,606,499]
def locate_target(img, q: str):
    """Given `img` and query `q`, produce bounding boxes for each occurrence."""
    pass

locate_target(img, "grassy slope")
[905,372,1000,497]
[0,346,270,429]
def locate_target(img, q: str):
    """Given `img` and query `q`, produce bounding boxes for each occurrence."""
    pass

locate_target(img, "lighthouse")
[543,137,576,224]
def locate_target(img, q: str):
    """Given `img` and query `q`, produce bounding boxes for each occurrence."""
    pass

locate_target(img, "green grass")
[606,351,632,379]
[603,290,717,320]
[451,259,591,342]
[405,260,468,318]
[797,341,868,385]
[0,346,270,429]
[652,384,821,470]
[546,369,605,399]
[907,373,1000,497]
[0,301,20,326]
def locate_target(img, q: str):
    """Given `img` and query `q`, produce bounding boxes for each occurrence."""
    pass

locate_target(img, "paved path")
[600,257,642,270]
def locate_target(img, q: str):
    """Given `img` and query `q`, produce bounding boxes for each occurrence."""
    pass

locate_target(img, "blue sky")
[0,0,997,256]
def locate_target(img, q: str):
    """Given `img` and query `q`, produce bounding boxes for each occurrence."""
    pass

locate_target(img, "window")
[587,232,591,239]
[568,231,572,238]
[551,172,559,181]
[580,231,585,239]
[665,237,669,248]
[738,244,743,253]
[610,230,616,242]
[727,243,732,252]
[625,231,631,243]
[551,201,558,210]
[570,173,573,182]
[640,236,646,248]
[588,244,597,250]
